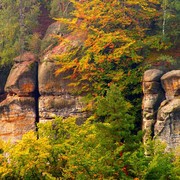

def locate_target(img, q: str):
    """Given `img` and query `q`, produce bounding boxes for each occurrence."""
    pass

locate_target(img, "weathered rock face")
[143,69,180,149]
[0,22,89,141]
[142,69,165,143]
[154,98,180,149]
[38,61,74,95]
[0,96,36,142]
[38,26,88,123]
[38,60,87,122]
[39,95,85,123]
[5,52,38,97]
[161,70,180,100]
[0,52,38,142]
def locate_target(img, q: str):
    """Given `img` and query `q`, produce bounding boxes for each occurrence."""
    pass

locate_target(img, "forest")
[0,0,180,179]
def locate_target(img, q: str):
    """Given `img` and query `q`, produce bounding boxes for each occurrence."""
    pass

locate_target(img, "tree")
[161,0,180,43]
[49,0,73,18]
[0,0,40,65]
[51,0,161,130]
[0,117,179,179]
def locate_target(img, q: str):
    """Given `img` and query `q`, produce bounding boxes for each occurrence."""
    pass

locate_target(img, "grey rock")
[143,69,164,82]
[154,98,180,149]
[143,81,163,94]
[142,93,165,110]
[39,95,86,122]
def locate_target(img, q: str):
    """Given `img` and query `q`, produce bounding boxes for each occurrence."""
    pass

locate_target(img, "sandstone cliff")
[0,21,179,148]
[0,22,88,142]
[142,69,180,149]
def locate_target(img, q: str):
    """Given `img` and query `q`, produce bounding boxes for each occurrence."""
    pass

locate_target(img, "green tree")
[160,0,180,43]
[0,132,52,179]
[0,0,40,65]
[49,0,73,18]
[51,0,162,131]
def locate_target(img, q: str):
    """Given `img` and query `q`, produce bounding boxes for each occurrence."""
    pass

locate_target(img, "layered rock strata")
[143,69,180,149]
[38,60,86,123]
[38,25,88,123]
[0,52,38,142]
[0,22,89,141]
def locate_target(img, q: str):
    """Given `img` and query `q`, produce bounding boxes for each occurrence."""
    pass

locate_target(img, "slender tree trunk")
[162,0,167,37]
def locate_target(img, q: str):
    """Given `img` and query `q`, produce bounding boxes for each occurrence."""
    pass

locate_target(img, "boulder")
[5,53,38,96]
[161,70,180,100]
[0,96,36,142]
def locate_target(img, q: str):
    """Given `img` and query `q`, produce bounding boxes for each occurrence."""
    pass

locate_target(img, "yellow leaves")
[111,71,124,83]
[51,0,160,92]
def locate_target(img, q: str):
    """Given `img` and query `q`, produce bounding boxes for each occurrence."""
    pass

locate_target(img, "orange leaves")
[52,0,160,91]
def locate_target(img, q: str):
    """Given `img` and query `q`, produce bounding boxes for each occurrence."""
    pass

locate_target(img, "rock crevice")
[0,22,88,141]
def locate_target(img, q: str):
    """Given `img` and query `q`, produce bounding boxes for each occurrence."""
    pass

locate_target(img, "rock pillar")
[0,52,38,142]
[143,69,180,149]
[154,70,180,149]
[142,69,165,143]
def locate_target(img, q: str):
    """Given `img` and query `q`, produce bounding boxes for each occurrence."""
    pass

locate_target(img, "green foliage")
[0,85,178,179]
[160,0,180,43]
[0,119,179,179]
[49,0,73,18]
[0,0,179,179]
[143,141,177,180]
[0,0,40,65]
[51,0,163,130]
[28,33,42,54]
[0,132,52,179]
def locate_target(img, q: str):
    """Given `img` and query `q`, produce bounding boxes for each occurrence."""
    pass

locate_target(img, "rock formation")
[142,69,165,143]
[0,20,179,147]
[0,52,38,142]
[39,23,88,123]
[143,69,180,149]
[38,60,87,123]
[0,23,88,141]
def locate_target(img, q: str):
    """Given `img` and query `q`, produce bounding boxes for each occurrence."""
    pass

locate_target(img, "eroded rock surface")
[0,96,36,142]
[161,70,180,100]
[0,22,89,141]
[38,26,88,123]
[154,98,180,149]
[0,52,38,142]
[142,69,165,143]
[5,52,38,97]
[143,69,180,149]
[38,60,87,122]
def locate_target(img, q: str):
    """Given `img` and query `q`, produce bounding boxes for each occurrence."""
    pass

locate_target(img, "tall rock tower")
[142,69,180,149]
